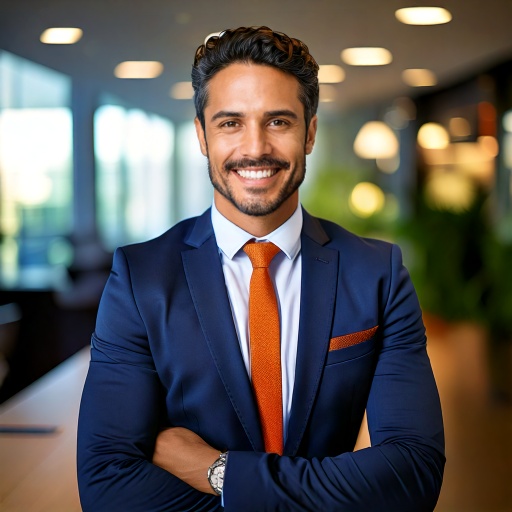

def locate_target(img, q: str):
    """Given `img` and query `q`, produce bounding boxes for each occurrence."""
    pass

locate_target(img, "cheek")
[207,138,238,164]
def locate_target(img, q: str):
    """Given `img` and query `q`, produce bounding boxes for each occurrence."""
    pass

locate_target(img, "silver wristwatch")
[207,452,227,495]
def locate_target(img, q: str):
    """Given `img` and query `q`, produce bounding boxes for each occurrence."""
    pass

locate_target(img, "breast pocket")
[326,325,378,365]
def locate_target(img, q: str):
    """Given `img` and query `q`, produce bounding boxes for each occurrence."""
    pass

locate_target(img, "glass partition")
[94,104,175,250]
[0,51,73,288]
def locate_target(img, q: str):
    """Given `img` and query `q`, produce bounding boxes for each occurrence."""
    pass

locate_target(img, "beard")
[207,155,306,217]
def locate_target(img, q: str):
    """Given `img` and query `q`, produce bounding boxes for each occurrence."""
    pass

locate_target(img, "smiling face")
[195,62,317,234]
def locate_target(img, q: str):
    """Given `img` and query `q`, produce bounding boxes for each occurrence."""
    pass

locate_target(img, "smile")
[236,169,278,179]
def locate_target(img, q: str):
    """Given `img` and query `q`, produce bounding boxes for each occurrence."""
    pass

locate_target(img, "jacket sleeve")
[223,244,445,512]
[77,248,221,512]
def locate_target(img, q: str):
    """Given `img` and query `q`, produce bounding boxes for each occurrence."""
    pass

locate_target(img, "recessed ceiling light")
[318,65,345,83]
[395,7,452,25]
[170,82,194,100]
[341,47,392,66]
[40,27,83,44]
[114,61,164,79]
[402,68,437,87]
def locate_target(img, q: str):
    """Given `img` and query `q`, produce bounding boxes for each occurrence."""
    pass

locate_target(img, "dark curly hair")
[192,26,319,130]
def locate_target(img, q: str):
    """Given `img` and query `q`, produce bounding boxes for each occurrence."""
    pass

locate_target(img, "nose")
[240,122,271,158]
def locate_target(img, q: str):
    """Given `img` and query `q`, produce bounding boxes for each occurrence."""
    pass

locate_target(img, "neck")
[214,193,298,238]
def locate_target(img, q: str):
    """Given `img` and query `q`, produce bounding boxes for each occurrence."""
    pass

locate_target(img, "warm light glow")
[40,27,83,44]
[395,7,452,25]
[350,182,385,218]
[402,68,437,87]
[449,117,471,138]
[318,65,345,83]
[417,123,449,149]
[341,47,392,66]
[504,134,512,168]
[319,84,337,103]
[114,61,164,79]
[354,121,399,159]
[478,135,499,158]
[170,81,194,100]
[502,111,512,133]
[425,172,475,212]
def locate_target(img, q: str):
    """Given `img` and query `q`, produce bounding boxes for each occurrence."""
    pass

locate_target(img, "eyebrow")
[210,111,244,122]
[210,109,299,122]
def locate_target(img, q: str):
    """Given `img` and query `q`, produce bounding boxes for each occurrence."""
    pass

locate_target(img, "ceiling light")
[318,65,345,83]
[114,61,164,79]
[170,81,194,100]
[354,121,399,159]
[395,7,452,25]
[417,122,449,149]
[341,47,392,66]
[402,68,437,87]
[40,27,83,44]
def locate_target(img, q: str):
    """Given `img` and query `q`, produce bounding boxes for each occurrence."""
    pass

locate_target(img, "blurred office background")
[0,1,511,510]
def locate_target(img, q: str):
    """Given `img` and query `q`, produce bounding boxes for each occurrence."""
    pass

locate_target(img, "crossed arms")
[77,242,445,512]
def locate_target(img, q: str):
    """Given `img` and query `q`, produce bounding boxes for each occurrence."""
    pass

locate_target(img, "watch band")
[207,452,227,495]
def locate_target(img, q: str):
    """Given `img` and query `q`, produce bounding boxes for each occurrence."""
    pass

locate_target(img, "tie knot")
[243,241,280,269]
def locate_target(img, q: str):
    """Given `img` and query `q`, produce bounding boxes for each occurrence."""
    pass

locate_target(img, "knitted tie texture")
[243,241,283,455]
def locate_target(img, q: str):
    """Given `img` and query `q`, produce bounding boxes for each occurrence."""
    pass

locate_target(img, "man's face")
[195,63,317,225]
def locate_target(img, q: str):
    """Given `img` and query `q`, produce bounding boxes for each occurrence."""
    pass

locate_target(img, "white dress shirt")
[211,202,302,442]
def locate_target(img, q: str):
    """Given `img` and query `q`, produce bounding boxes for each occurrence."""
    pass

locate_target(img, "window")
[94,104,175,249]
[0,51,73,287]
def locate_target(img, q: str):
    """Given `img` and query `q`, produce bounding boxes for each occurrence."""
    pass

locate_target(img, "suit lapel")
[285,211,339,455]
[182,210,264,451]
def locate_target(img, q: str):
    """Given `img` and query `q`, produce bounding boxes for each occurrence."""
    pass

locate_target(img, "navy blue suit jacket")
[77,208,445,511]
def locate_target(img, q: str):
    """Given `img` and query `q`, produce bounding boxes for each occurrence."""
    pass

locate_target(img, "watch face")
[208,453,227,495]
[211,465,224,490]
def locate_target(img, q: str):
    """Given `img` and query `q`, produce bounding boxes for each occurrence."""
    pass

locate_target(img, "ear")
[194,117,208,156]
[305,115,318,155]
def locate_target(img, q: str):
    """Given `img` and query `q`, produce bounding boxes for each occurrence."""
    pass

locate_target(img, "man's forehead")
[204,63,302,114]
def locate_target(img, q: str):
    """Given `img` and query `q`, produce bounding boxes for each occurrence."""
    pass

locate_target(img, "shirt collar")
[211,202,302,261]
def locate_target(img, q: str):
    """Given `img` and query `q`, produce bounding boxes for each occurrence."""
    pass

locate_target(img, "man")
[77,26,445,511]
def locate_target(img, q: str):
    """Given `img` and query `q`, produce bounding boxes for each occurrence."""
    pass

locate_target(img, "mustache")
[223,157,290,172]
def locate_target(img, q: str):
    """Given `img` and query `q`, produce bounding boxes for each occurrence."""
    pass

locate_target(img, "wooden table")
[0,345,371,512]
[0,347,90,512]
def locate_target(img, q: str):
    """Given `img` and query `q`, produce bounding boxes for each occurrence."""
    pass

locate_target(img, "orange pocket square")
[329,325,378,351]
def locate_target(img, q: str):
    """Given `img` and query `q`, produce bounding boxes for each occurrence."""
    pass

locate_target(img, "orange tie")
[243,241,283,455]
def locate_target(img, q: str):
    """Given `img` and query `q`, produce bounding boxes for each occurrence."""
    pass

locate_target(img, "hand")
[152,427,221,495]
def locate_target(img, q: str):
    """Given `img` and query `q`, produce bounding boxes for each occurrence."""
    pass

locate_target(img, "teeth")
[236,169,277,179]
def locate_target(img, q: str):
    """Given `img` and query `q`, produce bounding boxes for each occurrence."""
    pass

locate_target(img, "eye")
[220,120,239,128]
[269,119,289,127]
